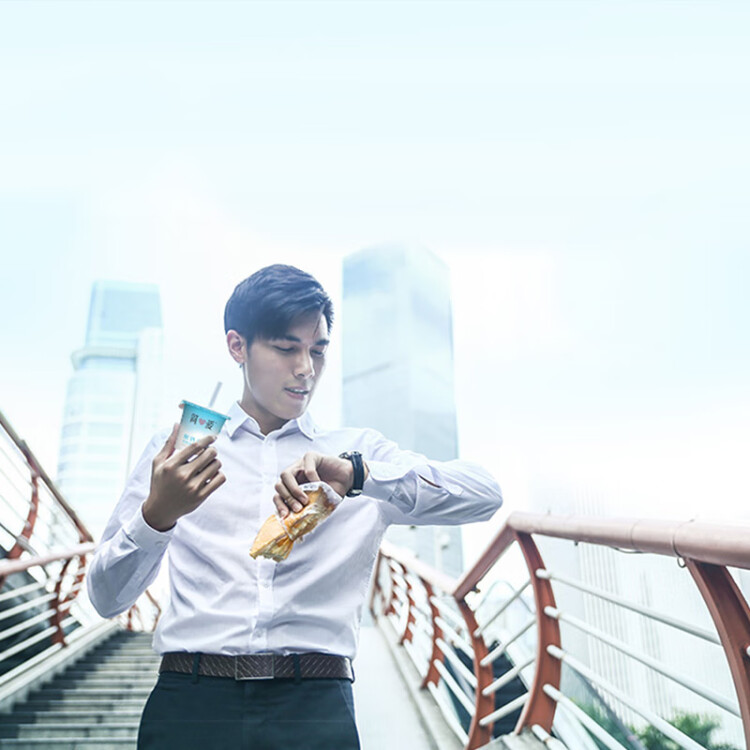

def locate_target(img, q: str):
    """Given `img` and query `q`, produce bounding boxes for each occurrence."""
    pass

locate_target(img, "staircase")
[0,629,159,749]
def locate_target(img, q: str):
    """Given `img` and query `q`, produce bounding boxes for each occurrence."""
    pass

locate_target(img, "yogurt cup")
[177,400,230,448]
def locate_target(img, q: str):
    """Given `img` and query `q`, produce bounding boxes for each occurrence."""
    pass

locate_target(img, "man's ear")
[226,330,246,365]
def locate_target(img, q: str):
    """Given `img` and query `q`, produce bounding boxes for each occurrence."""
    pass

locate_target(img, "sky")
[1,1,749,560]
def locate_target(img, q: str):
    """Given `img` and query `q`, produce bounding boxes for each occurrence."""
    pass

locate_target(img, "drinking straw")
[208,381,222,409]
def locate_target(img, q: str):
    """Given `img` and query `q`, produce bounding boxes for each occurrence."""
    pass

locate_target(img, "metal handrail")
[0,411,92,546]
[0,409,162,700]
[536,568,720,644]
[547,645,707,750]
[371,511,750,749]
[543,605,739,716]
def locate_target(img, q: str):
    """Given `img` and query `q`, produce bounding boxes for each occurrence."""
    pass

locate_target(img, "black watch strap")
[339,451,365,497]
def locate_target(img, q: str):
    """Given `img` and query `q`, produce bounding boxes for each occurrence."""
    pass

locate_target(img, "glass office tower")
[342,244,463,575]
[56,281,163,537]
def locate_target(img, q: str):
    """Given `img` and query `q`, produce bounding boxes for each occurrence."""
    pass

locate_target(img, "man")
[87,264,502,750]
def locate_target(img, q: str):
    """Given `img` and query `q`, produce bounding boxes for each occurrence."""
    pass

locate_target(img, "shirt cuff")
[363,460,413,502]
[124,505,175,550]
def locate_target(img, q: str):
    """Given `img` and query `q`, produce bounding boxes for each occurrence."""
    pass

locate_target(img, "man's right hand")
[142,425,226,532]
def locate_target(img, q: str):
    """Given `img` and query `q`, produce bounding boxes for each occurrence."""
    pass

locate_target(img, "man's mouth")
[284,387,310,398]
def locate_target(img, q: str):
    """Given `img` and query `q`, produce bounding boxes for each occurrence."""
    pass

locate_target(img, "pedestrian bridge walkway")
[2,409,750,750]
[355,621,444,749]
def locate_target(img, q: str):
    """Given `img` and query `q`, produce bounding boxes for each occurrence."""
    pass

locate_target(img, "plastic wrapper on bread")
[249,483,343,562]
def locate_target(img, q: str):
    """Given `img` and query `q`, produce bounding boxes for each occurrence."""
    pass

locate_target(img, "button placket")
[252,436,277,652]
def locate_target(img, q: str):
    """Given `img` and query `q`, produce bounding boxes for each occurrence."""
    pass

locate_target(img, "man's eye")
[311,350,325,358]
[274,346,294,353]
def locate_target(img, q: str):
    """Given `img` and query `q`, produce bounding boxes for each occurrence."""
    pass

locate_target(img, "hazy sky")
[1,1,749,553]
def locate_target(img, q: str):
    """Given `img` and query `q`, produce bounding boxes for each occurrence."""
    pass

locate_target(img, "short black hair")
[224,264,334,345]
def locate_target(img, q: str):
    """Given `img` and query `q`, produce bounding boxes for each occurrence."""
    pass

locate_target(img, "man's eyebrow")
[278,335,330,346]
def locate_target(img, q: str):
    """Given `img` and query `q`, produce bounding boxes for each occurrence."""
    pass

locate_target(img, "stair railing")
[0,410,160,693]
[371,513,750,750]
[126,588,162,633]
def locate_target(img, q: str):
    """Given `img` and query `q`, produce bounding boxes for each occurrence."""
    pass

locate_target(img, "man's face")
[239,312,329,434]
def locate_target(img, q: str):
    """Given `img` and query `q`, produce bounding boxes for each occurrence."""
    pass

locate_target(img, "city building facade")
[342,244,463,576]
[56,281,163,537]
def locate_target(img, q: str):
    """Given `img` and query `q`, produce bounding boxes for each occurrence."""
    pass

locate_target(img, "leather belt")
[160,652,354,682]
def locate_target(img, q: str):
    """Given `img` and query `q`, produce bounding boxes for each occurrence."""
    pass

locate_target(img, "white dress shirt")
[87,401,502,659]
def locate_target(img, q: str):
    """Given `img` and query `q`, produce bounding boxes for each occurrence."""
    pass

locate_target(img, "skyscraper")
[342,244,463,575]
[56,281,163,537]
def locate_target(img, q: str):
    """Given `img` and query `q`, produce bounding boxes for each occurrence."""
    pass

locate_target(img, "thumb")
[156,424,179,460]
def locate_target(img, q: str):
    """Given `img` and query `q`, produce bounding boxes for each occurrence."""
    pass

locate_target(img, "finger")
[155,424,179,461]
[186,447,219,477]
[197,468,227,502]
[272,494,289,519]
[302,453,321,483]
[198,471,226,501]
[193,457,222,485]
[279,469,308,506]
[171,433,217,465]
[275,480,304,513]
[275,481,304,513]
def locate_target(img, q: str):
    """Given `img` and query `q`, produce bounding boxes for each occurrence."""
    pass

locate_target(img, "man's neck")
[237,398,288,436]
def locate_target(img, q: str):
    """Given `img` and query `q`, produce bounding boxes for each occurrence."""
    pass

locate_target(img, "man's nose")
[294,351,314,378]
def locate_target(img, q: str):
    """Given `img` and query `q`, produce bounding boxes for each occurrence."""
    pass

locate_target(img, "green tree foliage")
[575,703,739,750]
[575,700,643,749]
[636,712,738,750]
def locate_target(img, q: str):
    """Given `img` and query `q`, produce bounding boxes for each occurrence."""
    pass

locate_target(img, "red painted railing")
[371,514,750,749]
[0,409,159,681]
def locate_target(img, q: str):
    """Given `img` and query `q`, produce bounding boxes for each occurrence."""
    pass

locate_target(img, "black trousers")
[138,671,361,750]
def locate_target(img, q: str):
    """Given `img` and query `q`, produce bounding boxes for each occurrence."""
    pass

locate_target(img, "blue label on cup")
[177,401,230,447]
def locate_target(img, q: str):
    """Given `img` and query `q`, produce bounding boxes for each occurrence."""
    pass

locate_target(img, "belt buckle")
[234,654,275,680]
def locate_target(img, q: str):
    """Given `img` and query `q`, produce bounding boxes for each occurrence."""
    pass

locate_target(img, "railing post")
[513,531,561,734]
[457,596,495,750]
[0,456,41,590]
[384,560,400,617]
[50,557,75,646]
[687,560,750,749]
[400,572,417,645]
[369,550,383,618]
[144,587,163,629]
[421,580,445,689]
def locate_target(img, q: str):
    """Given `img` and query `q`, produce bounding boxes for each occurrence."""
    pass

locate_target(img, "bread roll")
[249,487,337,561]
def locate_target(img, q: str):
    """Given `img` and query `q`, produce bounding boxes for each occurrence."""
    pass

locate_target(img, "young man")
[87,264,502,750]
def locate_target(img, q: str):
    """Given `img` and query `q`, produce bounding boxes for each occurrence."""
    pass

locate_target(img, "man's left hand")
[273,452,368,518]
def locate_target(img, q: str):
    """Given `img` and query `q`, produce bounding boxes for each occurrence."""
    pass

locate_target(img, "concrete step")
[0,741,136,749]
[0,724,138,739]
[89,647,155,655]
[62,667,159,678]
[32,688,152,701]
[47,678,157,690]
[1,628,159,750]
[24,699,148,712]
[72,654,159,663]
[72,662,159,672]
[10,711,143,724]
[79,654,156,663]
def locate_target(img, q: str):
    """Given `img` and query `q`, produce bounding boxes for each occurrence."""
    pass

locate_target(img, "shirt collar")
[225,400,316,441]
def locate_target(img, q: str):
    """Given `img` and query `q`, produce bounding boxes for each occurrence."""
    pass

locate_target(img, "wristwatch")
[338,451,365,497]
